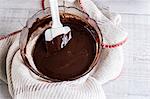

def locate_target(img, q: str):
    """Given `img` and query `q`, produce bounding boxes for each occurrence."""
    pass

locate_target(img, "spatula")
[45,0,71,44]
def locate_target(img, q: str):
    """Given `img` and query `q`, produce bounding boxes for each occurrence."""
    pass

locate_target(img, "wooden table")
[0,0,150,99]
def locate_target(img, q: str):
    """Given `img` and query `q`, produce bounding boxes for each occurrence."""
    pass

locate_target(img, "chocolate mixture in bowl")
[33,14,98,81]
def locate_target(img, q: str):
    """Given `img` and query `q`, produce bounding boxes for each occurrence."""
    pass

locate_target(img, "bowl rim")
[20,6,103,82]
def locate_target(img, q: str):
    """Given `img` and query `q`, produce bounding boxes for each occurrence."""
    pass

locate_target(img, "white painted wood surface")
[0,0,150,99]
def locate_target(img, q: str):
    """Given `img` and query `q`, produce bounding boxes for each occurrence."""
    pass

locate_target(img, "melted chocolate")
[33,17,96,81]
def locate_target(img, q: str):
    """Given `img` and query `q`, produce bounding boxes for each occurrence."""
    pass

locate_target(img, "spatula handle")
[49,0,63,28]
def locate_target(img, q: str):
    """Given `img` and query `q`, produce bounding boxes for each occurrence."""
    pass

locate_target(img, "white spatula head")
[45,26,71,41]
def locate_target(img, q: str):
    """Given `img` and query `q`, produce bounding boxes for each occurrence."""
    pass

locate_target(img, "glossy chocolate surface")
[33,17,97,81]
